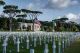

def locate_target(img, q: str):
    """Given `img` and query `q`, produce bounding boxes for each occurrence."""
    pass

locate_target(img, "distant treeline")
[0,17,80,32]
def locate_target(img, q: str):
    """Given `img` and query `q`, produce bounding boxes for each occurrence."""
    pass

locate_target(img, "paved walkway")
[64,39,80,53]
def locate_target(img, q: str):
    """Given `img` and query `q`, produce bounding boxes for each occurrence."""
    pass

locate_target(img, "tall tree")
[3,5,21,31]
[0,0,5,5]
[53,16,68,31]
[30,11,42,31]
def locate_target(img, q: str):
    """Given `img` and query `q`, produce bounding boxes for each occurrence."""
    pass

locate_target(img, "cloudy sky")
[0,0,80,23]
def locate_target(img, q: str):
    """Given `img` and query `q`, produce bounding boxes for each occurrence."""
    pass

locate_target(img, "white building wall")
[18,22,41,31]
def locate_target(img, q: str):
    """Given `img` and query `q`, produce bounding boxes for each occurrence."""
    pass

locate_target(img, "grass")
[64,39,80,53]
[0,35,80,53]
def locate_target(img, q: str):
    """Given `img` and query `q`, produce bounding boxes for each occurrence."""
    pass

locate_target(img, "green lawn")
[0,36,62,53]
[0,35,80,53]
[64,39,80,53]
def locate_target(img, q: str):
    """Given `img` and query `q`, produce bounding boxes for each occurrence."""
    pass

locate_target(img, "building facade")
[18,22,41,31]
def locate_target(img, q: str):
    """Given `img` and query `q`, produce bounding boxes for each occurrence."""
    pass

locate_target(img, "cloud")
[44,0,80,9]
[27,3,34,10]
[71,0,79,5]
[66,13,80,23]
[66,13,78,20]
[56,13,80,23]
[27,2,42,10]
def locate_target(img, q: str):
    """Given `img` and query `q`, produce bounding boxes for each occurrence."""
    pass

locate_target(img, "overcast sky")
[0,0,80,23]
